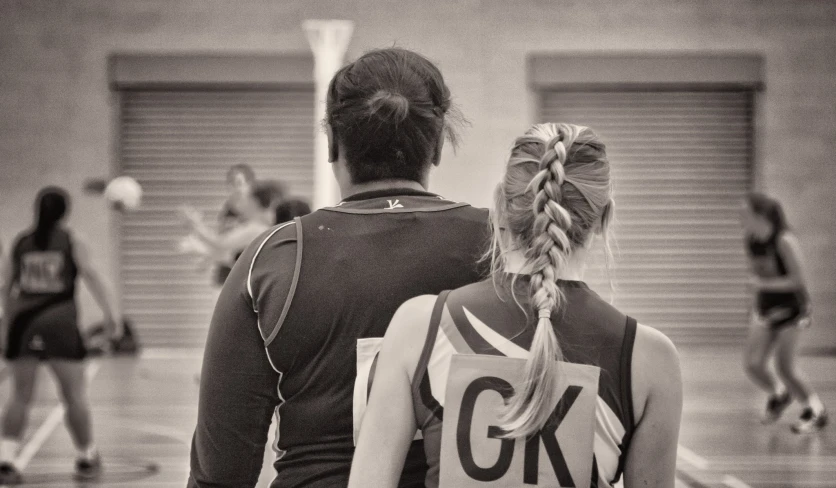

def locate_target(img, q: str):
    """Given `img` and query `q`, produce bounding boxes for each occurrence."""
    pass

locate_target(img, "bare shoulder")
[386,294,438,343]
[66,228,91,259]
[631,323,682,422]
[635,323,678,361]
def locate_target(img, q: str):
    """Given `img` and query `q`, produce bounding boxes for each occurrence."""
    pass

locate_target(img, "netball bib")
[20,251,67,294]
[440,354,600,487]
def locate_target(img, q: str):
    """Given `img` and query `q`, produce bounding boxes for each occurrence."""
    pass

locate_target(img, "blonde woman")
[349,124,682,488]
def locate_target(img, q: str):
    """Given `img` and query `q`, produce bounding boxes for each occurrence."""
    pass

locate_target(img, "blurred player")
[188,48,489,488]
[0,187,120,484]
[349,123,683,488]
[213,164,258,284]
[180,183,277,268]
[743,193,828,433]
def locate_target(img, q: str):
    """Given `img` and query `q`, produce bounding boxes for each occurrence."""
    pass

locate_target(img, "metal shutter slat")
[118,90,314,347]
[540,90,752,344]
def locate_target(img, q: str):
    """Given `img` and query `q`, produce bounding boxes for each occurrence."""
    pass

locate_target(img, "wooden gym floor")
[0,345,833,488]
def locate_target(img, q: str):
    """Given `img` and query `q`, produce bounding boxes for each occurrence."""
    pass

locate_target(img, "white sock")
[0,438,20,464]
[77,443,98,461]
[771,383,787,398]
[803,394,824,414]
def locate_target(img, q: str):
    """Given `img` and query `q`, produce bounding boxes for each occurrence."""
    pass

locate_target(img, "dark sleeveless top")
[747,233,788,278]
[251,189,490,487]
[9,227,78,323]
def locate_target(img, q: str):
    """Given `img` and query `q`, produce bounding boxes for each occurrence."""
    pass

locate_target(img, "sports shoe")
[74,453,102,481]
[792,408,829,434]
[0,462,22,484]
[762,391,792,424]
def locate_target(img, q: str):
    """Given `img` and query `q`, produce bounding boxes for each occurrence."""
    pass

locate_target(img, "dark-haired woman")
[0,187,120,484]
[743,193,827,433]
[349,123,682,488]
[188,48,489,488]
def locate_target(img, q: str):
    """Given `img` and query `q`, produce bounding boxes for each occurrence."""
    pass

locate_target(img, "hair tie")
[538,309,551,319]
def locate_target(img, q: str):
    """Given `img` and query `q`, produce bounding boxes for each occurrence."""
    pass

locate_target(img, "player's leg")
[47,360,101,478]
[773,325,828,433]
[744,324,781,392]
[0,357,39,483]
[744,324,790,423]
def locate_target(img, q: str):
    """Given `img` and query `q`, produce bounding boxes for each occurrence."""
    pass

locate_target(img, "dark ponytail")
[34,186,69,250]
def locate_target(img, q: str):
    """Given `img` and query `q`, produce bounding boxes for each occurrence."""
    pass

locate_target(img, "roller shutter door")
[540,90,753,343]
[118,90,314,347]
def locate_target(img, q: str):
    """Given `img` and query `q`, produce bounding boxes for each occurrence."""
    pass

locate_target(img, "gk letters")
[440,354,600,487]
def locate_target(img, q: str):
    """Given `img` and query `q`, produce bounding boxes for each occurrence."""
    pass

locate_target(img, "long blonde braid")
[500,123,591,438]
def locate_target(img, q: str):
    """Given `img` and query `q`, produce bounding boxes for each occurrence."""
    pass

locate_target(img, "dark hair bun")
[367,90,410,123]
[325,48,460,184]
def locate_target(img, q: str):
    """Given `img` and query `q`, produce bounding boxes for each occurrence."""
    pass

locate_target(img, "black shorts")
[4,301,87,361]
[757,291,807,329]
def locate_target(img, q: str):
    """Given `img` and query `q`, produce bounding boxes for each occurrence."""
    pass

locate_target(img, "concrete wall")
[1,0,834,347]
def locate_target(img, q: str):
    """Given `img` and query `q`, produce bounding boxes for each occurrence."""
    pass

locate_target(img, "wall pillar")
[303,19,353,209]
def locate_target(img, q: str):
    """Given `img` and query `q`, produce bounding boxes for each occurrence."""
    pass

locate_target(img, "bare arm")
[0,248,11,353]
[623,324,683,488]
[348,295,436,488]
[183,207,263,254]
[71,232,121,334]
[209,224,266,253]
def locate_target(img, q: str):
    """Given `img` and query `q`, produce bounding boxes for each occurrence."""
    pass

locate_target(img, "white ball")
[104,176,143,211]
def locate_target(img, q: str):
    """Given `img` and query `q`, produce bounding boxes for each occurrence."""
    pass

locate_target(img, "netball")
[103,176,143,211]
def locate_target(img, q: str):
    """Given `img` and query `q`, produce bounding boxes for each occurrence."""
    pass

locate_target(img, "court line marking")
[675,468,710,488]
[675,476,693,488]
[24,458,185,470]
[722,475,753,488]
[678,444,758,488]
[709,460,836,469]
[119,421,193,445]
[677,444,709,470]
[13,405,65,470]
[14,361,101,471]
